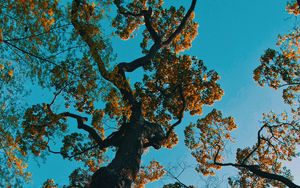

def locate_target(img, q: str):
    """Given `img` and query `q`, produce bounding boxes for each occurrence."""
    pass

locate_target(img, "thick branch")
[162,0,197,46]
[213,146,300,188]
[48,108,128,154]
[61,112,103,145]
[118,43,160,72]
[71,0,135,105]
[115,2,160,43]
[143,85,185,149]
[165,86,185,140]
[142,121,165,149]
[246,166,300,188]
[117,0,197,73]
[142,8,161,43]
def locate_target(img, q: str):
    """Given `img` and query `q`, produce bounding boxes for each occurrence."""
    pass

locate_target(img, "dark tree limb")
[117,43,160,72]
[143,86,186,149]
[142,121,165,149]
[71,0,136,106]
[162,0,197,47]
[142,7,161,43]
[241,124,267,164]
[245,166,300,188]
[59,111,128,150]
[114,1,160,43]
[213,146,300,188]
[165,86,185,140]
[46,100,126,152]
[61,112,103,145]
[117,0,197,73]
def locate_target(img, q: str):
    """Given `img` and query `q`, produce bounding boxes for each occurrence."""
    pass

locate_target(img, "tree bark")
[88,110,166,188]
[89,123,144,188]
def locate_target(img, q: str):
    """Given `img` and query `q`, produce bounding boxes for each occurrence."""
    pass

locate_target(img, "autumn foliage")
[0,0,299,187]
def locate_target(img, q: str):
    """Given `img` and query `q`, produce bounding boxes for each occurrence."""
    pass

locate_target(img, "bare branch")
[165,168,190,188]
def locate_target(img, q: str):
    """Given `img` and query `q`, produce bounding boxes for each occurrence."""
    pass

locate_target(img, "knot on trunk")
[142,121,165,149]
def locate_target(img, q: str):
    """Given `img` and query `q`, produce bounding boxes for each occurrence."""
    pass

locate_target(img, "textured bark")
[247,166,300,188]
[90,127,144,188]
[88,113,165,188]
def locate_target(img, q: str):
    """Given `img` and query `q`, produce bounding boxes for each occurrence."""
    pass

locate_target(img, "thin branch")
[278,82,300,88]
[3,40,77,76]
[47,144,98,159]
[241,124,267,164]
[46,45,85,59]
[165,168,190,188]
[3,24,71,42]
[116,3,143,17]
[213,145,241,168]
[165,86,185,140]
[213,144,300,188]
[49,83,69,106]
[47,145,63,155]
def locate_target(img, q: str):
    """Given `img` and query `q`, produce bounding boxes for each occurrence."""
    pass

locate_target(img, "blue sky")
[26,0,300,187]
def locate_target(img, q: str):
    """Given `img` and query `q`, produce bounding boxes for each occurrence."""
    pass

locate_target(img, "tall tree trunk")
[89,123,144,188]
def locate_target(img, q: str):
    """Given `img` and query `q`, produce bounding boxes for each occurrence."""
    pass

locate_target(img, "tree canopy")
[0,0,299,187]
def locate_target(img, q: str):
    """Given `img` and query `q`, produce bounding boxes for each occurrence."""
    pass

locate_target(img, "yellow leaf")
[0,64,4,70]
[48,9,54,16]
[8,70,13,77]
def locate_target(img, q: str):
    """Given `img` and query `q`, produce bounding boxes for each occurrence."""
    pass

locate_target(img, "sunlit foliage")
[133,160,165,188]
[254,1,300,108]
[224,1,300,187]
[1,0,210,186]
[185,109,236,176]
[1,0,299,187]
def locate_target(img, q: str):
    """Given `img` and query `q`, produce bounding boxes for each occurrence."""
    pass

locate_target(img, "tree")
[196,1,300,187]
[0,0,299,188]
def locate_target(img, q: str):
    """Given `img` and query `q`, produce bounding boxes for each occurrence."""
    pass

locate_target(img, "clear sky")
[25,0,299,187]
